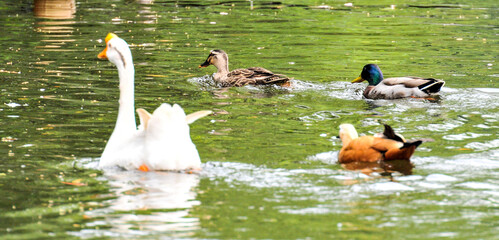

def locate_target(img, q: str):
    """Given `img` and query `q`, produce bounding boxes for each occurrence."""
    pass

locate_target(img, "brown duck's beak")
[198,61,210,68]
[199,59,212,68]
[199,55,213,68]
[352,76,365,83]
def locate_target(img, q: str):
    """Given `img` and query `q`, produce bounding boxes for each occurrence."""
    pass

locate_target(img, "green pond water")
[1,0,498,239]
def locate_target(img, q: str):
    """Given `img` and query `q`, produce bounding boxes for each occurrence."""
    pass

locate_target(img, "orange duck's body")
[338,124,421,164]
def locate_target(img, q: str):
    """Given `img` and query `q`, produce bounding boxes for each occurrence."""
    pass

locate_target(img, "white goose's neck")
[114,62,136,133]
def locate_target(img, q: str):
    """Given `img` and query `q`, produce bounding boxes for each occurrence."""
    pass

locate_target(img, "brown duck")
[199,49,291,87]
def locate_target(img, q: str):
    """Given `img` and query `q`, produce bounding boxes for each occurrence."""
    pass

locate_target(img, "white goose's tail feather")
[144,104,202,171]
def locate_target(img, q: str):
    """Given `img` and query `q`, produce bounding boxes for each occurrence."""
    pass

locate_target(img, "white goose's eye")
[108,43,113,48]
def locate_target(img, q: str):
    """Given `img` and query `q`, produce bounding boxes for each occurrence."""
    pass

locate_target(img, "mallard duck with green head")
[199,49,292,87]
[352,64,445,99]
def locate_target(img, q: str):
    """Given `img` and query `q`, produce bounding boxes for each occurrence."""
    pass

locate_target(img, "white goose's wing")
[136,108,152,131]
[143,104,202,171]
[186,110,212,124]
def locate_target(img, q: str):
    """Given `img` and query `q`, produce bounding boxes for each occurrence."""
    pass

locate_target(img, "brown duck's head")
[199,49,228,69]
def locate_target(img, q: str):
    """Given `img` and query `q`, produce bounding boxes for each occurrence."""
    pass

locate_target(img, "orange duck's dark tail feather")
[402,140,423,149]
[384,140,422,161]
[382,124,405,142]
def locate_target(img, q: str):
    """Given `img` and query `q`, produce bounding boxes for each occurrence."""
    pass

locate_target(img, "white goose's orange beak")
[97,33,119,60]
[97,47,107,59]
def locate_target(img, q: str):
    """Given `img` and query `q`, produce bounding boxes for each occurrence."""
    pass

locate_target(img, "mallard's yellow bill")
[352,76,365,83]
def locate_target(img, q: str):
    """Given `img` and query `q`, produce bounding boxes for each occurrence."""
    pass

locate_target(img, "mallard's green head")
[352,64,384,86]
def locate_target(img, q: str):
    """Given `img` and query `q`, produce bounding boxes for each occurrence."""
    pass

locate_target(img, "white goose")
[97,33,211,171]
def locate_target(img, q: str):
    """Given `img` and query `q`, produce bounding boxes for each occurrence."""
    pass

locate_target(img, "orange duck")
[338,124,422,164]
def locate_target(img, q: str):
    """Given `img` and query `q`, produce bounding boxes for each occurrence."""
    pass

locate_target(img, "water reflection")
[80,169,201,238]
[34,0,76,19]
[137,0,154,4]
[308,150,414,176]
[31,0,79,97]
[189,75,293,99]
[136,0,159,25]
[33,0,76,55]
[341,159,414,176]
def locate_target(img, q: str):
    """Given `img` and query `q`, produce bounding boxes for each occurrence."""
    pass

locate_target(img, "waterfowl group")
[97,33,444,174]
[198,49,292,87]
[352,64,445,99]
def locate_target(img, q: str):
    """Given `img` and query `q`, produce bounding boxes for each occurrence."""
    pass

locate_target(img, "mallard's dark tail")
[419,78,445,94]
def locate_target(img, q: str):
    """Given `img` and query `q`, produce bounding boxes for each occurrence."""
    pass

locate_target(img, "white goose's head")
[98,33,133,69]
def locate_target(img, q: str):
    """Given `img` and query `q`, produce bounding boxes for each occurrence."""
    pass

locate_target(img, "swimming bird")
[198,49,292,87]
[352,64,445,99]
[97,33,211,171]
[338,124,422,164]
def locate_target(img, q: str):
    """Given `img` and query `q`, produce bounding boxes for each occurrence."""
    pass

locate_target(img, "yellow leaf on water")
[62,179,87,186]
[146,74,168,78]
